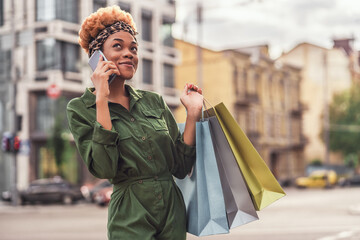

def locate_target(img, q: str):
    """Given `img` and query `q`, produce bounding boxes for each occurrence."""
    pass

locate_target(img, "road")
[0,187,359,240]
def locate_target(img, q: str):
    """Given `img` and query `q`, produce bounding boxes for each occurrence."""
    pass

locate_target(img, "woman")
[66,6,203,240]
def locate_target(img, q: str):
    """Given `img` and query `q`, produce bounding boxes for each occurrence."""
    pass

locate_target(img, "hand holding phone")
[88,50,117,85]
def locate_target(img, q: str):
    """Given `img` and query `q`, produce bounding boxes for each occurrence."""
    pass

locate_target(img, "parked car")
[1,191,12,202]
[93,186,113,207]
[295,170,338,189]
[18,177,83,205]
[339,175,360,187]
[279,179,293,187]
[80,179,112,203]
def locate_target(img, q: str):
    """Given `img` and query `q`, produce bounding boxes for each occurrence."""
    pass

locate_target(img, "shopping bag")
[207,116,258,228]
[176,121,229,236]
[206,103,286,210]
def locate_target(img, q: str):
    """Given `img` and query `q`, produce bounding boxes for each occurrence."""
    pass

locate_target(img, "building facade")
[277,40,360,165]
[175,40,306,182]
[0,0,179,191]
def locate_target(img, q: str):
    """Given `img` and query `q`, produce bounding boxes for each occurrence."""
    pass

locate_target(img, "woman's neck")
[108,79,130,107]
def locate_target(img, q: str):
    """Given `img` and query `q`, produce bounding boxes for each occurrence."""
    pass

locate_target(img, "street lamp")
[177,0,260,89]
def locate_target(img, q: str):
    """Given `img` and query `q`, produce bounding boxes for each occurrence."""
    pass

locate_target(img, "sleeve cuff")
[92,121,119,145]
[179,133,196,157]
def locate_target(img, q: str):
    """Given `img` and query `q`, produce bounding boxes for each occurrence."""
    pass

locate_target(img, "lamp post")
[179,0,259,90]
[9,0,19,206]
[323,51,330,165]
[196,2,203,89]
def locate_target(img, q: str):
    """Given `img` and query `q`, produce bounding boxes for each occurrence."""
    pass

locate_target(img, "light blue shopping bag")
[176,121,229,236]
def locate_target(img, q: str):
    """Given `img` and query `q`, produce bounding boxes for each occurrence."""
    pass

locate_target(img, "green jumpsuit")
[66,85,196,240]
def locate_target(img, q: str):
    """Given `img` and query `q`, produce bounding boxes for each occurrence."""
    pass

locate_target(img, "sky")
[173,0,360,58]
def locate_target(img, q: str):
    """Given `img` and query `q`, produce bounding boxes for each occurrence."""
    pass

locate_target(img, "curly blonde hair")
[78,6,137,54]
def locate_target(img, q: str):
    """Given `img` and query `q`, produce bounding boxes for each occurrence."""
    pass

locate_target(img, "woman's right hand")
[91,55,120,100]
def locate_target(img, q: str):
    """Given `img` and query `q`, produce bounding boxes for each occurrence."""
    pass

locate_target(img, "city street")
[0,187,359,240]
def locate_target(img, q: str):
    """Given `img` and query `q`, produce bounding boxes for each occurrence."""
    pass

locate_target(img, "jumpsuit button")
[147,156,152,160]
[130,118,135,122]
[141,136,146,141]
[138,180,143,184]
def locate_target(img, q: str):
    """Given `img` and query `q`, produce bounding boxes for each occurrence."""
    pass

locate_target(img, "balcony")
[291,103,307,117]
[35,20,79,42]
[247,130,261,140]
[290,135,308,150]
[235,92,259,107]
[35,70,82,83]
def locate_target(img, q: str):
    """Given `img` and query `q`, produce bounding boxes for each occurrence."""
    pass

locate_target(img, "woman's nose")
[123,50,134,59]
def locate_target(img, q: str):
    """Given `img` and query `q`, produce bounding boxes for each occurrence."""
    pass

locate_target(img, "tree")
[328,85,360,168]
[47,97,75,178]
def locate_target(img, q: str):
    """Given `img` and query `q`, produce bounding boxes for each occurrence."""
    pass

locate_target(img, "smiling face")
[102,31,138,80]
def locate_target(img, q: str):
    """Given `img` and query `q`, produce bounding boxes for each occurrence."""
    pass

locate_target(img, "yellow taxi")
[295,170,338,188]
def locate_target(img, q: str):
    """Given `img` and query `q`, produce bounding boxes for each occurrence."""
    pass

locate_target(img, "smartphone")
[88,50,117,85]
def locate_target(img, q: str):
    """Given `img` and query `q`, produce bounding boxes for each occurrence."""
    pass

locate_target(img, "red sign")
[47,84,61,99]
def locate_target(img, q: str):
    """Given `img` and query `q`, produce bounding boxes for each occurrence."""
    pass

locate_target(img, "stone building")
[0,0,178,191]
[277,39,360,164]
[175,40,306,182]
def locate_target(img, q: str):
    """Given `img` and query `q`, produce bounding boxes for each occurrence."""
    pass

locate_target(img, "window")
[291,83,299,110]
[36,39,80,73]
[247,70,256,94]
[268,75,273,106]
[160,0,175,4]
[161,16,174,47]
[163,63,174,88]
[141,9,152,42]
[36,39,60,71]
[240,70,247,96]
[34,94,79,182]
[36,0,79,23]
[274,114,281,138]
[0,101,3,132]
[36,95,54,132]
[0,0,4,26]
[142,59,153,84]
[0,49,11,81]
[266,113,274,138]
[249,110,256,132]
[64,42,80,72]
[118,1,131,12]
[279,80,285,109]
[93,0,106,12]
[0,35,12,82]
[254,72,261,101]
[36,0,55,22]
[35,94,72,132]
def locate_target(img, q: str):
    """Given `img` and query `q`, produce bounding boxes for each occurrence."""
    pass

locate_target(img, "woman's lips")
[119,62,134,68]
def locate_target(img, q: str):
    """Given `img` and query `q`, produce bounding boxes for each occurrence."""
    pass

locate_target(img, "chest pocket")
[142,109,168,131]
[111,116,132,141]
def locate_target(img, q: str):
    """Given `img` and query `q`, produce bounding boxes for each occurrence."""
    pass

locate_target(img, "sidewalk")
[0,201,13,211]
[348,203,360,215]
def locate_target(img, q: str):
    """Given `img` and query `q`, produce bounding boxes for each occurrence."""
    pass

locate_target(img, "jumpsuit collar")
[82,84,143,109]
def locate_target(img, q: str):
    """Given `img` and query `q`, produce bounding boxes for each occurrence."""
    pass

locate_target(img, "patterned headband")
[88,21,137,57]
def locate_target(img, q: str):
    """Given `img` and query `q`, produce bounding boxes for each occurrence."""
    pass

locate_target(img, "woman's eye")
[131,46,138,52]
[113,43,121,48]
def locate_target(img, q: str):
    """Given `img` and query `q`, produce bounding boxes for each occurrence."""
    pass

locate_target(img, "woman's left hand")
[180,83,203,120]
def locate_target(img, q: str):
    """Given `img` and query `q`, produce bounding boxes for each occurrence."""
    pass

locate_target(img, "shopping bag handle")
[202,97,214,120]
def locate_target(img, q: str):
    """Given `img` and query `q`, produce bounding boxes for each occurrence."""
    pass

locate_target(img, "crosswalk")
[317,230,360,240]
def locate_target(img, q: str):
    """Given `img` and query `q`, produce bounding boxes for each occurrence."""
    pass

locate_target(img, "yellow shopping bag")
[206,102,285,210]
